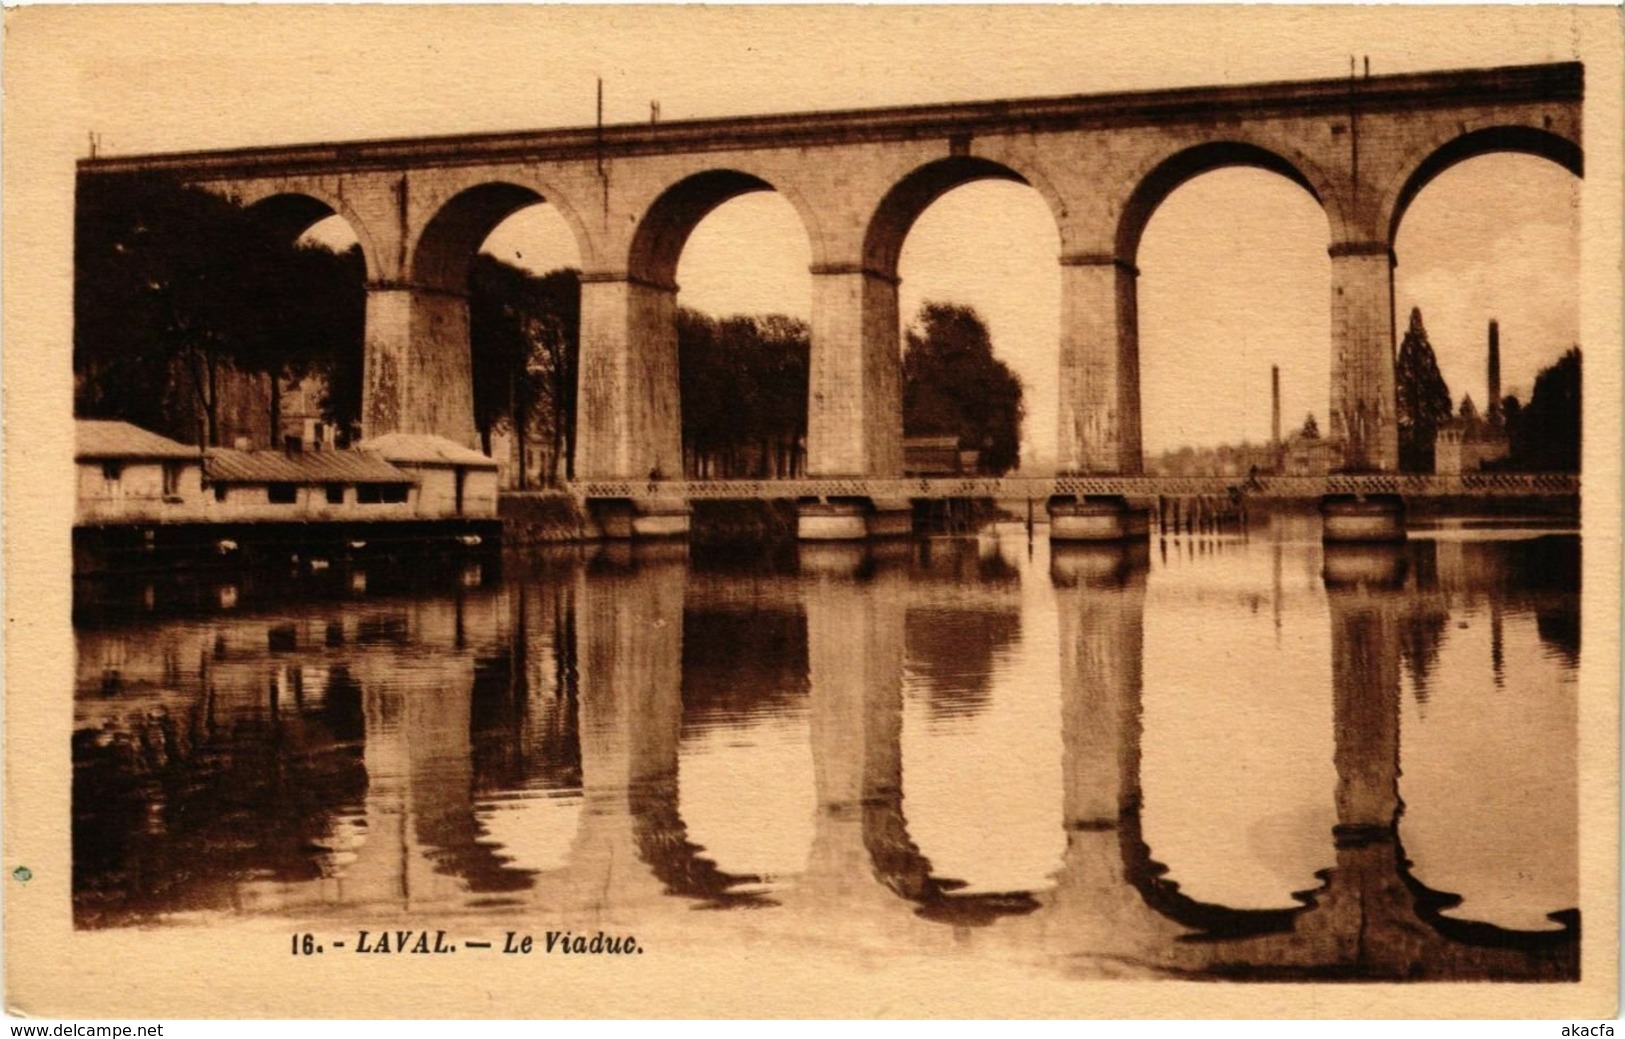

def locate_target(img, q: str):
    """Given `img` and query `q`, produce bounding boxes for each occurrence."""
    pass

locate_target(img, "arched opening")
[1388,139,1580,924]
[865,158,1052,478]
[1392,149,1580,476]
[674,188,811,479]
[897,182,1056,476]
[389,182,583,453]
[1136,169,1330,473]
[220,193,370,451]
[469,202,583,487]
[616,170,814,482]
[1122,145,1330,480]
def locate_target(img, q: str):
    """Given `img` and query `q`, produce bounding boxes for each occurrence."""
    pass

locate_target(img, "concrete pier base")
[1320,494,1406,543]
[587,498,691,540]
[797,498,914,541]
[1322,543,1408,588]
[1050,541,1151,588]
[1048,496,1151,542]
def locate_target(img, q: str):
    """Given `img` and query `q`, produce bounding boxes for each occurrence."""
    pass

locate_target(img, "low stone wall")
[498,491,594,544]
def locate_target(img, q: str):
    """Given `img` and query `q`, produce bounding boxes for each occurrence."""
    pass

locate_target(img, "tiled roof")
[76,420,199,460]
[204,448,411,485]
[358,433,498,468]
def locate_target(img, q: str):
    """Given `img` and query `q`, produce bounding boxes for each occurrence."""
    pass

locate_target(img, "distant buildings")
[1434,320,1510,475]
[1280,433,1344,476]
[1434,419,1509,474]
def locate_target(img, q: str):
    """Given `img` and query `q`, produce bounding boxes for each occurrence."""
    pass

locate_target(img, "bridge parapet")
[565,473,1578,502]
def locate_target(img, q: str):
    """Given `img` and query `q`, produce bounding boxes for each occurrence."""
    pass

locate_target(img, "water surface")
[73,518,1580,980]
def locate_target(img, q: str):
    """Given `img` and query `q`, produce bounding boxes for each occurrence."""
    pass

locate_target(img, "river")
[71,515,1580,981]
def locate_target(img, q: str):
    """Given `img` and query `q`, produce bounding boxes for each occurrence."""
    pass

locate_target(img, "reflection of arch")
[627,170,813,288]
[1116,141,1329,264]
[1384,126,1583,244]
[242,190,380,281]
[802,570,1036,925]
[1119,809,1306,941]
[630,780,774,909]
[862,156,1060,278]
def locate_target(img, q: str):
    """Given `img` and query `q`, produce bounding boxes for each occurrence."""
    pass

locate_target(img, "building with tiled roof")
[204,447,407,486]
[75,419,499,526]
[76,420,202,461]
[76,420,206,526]
[359,434,500,520]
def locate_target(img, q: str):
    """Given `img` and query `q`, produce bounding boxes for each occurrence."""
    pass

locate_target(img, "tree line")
[1396,307,1580,473]
[75,172,364,447]
[74,175,1026,480]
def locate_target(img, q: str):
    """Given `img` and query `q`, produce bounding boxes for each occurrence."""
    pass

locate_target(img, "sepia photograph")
[5,4,1620,1021]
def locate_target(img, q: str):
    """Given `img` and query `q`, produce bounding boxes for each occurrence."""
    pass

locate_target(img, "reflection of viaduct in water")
[1016,543,1576,979]
[548,544,1576,976]
[76,546,1577,977]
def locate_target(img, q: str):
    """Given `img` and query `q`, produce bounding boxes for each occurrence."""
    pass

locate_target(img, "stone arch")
[861,156,1063,279]
[412,181,553,292]
[1382,125,1583,244]
[235,188,382,282]
[1116,141,1331,264]
[408,172,595,289]
[626,168,817,289]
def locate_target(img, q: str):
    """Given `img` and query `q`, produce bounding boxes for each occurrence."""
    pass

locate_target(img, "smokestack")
[1487,319,1501,406]
[1271,365,1282,446]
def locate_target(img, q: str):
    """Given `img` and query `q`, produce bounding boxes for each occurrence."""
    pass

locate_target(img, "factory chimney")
[1487,320,1503,424]
[1271,365,1282,446]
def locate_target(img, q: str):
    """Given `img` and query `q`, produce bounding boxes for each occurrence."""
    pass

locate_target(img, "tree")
[902,303,1024,475]
[677,309,809,478]
[1395,307,1454,473]
[1299,413,1320,439]
[468,257,580,485]
[1458,393,1480,433]
[75,171,366,445]
[1509,347,1580,471]
[286,243,365,440]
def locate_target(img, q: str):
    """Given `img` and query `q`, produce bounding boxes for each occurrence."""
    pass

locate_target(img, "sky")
[52,5,1588,469]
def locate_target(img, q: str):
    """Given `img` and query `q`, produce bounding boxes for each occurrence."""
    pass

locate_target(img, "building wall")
[203,483,418,524]
[400,465,500,519]
[1437,433,1509,475]
[76,460,205,525]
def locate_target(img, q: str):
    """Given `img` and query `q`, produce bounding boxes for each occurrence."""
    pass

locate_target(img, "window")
[101,461,123,481]
[325,484,345,505]
[162,463,181,498]
[267,483,297,504]
[213,483,228,503]
[358,484,409,505]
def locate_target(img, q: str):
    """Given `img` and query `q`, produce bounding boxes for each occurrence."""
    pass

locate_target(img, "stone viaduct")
[80,61,1583,537]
